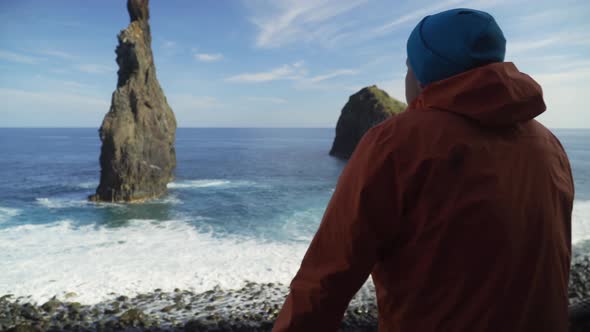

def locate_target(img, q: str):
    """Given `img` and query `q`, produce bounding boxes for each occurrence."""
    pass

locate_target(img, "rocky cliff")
[329,85,406,159]
[90,0,176,202]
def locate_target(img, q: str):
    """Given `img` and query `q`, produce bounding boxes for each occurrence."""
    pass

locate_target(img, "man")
[273,8,574,332]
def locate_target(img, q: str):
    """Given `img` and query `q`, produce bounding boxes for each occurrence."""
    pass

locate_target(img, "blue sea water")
[0,128,588,304]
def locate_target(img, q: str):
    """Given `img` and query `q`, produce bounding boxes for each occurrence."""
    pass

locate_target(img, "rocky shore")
[0,281,377,332]
[2,257,590,332]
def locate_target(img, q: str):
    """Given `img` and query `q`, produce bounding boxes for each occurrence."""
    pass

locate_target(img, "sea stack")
[330,85,406,159]
[90,0,176,202]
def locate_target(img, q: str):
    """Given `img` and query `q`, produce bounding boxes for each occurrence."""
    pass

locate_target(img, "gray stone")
[118,308,147,326]
[116,295,128,302]
[160,305,175,313]
[64,292,77,299]
[19,304,40,321]
[6,323,40,332]
[90,0,176,203]
[40,298,61,314]
[0,294,14,302]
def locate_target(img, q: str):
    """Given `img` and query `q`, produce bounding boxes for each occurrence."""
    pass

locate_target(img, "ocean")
[0,128,589,305]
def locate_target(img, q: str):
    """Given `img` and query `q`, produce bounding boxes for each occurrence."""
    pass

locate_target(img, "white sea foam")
[282,208,323,242]
[167,179,257,189]
[2,200,588,305]
[36,197,89,209]
[82,179,249,191]
[0,207,20,223]
[572,200,590,244]
[77,181,98,189]
[157,194,183,205]
[37,193,180,209]
[0,219,309,304]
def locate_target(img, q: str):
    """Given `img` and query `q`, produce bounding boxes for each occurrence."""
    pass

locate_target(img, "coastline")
[0,282,377,332]
[2,257,590,332]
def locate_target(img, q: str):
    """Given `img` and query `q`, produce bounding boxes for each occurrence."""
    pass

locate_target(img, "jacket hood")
[411,62,545,126]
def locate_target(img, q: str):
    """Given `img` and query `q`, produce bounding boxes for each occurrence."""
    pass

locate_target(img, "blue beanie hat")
[407,8,506,86]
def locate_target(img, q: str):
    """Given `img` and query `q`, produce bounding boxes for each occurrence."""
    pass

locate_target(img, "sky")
[0,0,589,128]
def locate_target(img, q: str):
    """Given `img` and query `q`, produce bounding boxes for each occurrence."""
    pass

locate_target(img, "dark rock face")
[570,257,590,331]
[90,0,176,202]
[127,0,149,22]
[330,85,406,159]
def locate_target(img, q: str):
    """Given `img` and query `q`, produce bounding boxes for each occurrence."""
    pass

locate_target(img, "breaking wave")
[0,207,20,223]
[167,179,258,189]
[0,219,309,304]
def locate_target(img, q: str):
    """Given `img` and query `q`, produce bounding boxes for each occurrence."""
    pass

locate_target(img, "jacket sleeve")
[273,126,400,331]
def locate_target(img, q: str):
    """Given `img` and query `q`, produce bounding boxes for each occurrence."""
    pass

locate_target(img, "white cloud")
[0,88,109,126]
[48,68,70,75]
[76,64,116,74]
[294,79,361,93]
[0,88,108,108]
[374,0,464,34]
[518,4,589,28]
[165,94,227,127]
[195,53,224,62]
[39,49,76,60]
[246,97,287,104]
[32,75,95,92]
[225,61,307,83]
[309,69,359,83]
[292,60,305,68]
[40,19,82,28]
[249,0,368,48]
[508,37,561,54]
[508,31,590,55]
[467,0,512,8]
[60,80,92,90]
[226,62,362,90]
[533,67,590,128]
[162,40,177,49]
[226,60,372,88]
[0,50,43,64]
[556,59,590,72]
[160,40,180,57]
[532,67,590,85]
[510,58,590,136]
[519,10,560,26]
[373,0,509,35]
[268,0,510,49]
[168,94,223,111]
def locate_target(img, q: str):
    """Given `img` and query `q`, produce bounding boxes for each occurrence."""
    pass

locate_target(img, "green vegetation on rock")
[364,85,407,115]
[330,85,407,159]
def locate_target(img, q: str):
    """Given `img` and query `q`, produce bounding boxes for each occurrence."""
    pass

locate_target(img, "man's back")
[273,62,574,331]
[371,102,573,331]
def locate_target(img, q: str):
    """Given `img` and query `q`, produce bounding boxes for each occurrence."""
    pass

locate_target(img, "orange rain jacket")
[273,62,574,332]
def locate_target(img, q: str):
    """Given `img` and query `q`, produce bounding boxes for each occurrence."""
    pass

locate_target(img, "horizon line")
[1,126,589,130]
[0,126,337,129]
